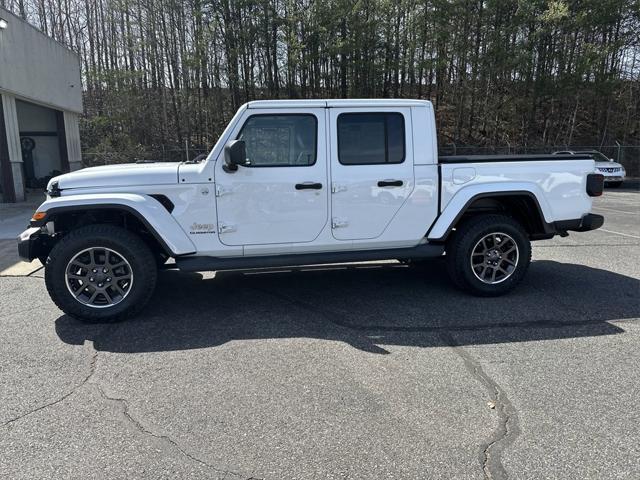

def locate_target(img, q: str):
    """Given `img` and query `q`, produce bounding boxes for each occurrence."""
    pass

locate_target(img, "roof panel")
[326,99,432,108]
[246,99,433,109]
[247,100,327,109]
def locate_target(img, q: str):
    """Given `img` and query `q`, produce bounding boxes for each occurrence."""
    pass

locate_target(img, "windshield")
[578,151,610,162]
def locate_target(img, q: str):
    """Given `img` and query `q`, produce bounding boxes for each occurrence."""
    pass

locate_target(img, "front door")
[329,108,414,240]
[215,109,328,246]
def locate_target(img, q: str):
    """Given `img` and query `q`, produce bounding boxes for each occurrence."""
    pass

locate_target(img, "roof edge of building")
[0,6,80,59]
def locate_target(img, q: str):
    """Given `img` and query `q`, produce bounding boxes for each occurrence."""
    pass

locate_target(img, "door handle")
[295,182,323,190]
[377,179,403,187]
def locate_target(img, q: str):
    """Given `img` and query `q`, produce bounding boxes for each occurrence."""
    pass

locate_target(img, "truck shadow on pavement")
[55,259,640,354]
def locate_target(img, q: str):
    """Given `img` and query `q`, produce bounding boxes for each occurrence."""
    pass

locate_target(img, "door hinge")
[215,185,232,197]
[331,183,348,194]
[218,223,236,233]
[331,218,349,229]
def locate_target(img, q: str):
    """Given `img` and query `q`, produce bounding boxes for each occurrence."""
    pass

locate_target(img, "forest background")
[2,0,639,168]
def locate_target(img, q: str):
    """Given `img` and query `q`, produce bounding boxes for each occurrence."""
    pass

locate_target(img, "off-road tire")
[45,224,158,323]
[446,214,531,296]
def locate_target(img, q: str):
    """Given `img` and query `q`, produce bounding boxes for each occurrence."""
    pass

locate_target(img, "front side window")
[337,112,405,165]
[237,114,317,167]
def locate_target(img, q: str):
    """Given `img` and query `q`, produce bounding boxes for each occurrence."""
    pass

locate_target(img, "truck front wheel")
[45,224,158,323]
[446,214,531,296]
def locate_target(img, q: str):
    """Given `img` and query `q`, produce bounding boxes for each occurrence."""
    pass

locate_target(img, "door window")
[237,114,317,167]
[337,113,405,165]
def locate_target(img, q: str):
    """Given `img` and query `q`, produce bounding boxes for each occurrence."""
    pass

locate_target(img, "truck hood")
[50,163,180,191]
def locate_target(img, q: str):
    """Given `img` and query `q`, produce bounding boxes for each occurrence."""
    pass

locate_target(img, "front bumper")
[603,176,624,183]
[17,227,49,262]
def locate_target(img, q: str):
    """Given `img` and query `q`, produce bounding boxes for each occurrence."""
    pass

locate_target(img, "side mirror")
[223,140,246,173]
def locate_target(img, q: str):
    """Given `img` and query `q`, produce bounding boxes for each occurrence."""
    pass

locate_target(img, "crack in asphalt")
[0,274,43,279]
[0,306,261,479]
[93,384,250,479]
[2,344,98,428]
[440,332,520,480]
[254,286,522,480]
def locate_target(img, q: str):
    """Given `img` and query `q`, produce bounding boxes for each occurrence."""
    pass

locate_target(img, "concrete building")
[0,7,82,203]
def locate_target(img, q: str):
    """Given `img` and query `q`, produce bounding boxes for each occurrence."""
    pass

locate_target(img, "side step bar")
[176,244,445,272]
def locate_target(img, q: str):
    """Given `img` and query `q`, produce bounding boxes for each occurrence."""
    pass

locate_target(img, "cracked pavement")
[1,186,639,479]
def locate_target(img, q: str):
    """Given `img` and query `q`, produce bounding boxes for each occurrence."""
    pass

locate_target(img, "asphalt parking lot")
[1,185,638,480]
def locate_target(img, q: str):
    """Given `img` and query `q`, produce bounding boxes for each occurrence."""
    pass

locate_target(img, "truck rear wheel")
[45,224,158,323]
[446,214,531,296]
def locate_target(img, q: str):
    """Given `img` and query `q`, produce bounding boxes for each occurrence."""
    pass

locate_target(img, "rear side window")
[237,114,317,167]
[337,113,405,165]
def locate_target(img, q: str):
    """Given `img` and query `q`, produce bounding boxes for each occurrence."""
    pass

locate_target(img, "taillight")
[586,174,604,197]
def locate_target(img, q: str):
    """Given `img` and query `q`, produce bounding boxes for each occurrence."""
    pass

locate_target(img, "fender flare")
[31,193,196,256]
[427,183,554,241]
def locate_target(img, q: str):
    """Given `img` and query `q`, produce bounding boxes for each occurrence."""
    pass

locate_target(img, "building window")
[337,112,405,165]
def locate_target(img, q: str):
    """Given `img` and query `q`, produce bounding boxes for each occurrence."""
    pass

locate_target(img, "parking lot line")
[598,228,640,239]
[593,206,638,215]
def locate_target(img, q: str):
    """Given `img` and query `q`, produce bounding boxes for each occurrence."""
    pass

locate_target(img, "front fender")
[427,183,553,241]
[32,193,196,255]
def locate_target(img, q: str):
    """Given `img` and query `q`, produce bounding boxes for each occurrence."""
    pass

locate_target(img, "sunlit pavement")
[0,192,45,274]
[0,184,638,479]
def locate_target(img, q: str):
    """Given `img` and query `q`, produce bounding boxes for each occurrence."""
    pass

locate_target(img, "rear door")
[329,108,414,240]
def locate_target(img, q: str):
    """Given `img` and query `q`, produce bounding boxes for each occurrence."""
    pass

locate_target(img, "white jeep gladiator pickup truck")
[18,99,605,322]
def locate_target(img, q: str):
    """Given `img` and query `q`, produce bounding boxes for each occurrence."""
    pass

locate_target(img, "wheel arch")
[428,188,554,242]
[31,194,196,257]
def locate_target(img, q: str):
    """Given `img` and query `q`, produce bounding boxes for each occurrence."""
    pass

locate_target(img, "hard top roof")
[246,99,432,109]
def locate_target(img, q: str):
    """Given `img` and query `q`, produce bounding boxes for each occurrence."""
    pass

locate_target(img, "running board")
[175,244,444,272]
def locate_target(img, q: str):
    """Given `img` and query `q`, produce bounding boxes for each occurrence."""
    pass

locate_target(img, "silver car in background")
[553,150,626,187]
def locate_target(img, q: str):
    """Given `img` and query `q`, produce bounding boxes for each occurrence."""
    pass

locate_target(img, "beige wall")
[0,7,82,114]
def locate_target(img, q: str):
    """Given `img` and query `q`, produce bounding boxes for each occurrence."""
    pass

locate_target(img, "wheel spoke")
[89,249,97,266]
[102,289,113,304]
[107,254,125,267]
[87,290,99,304]
[74,285,89,297]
